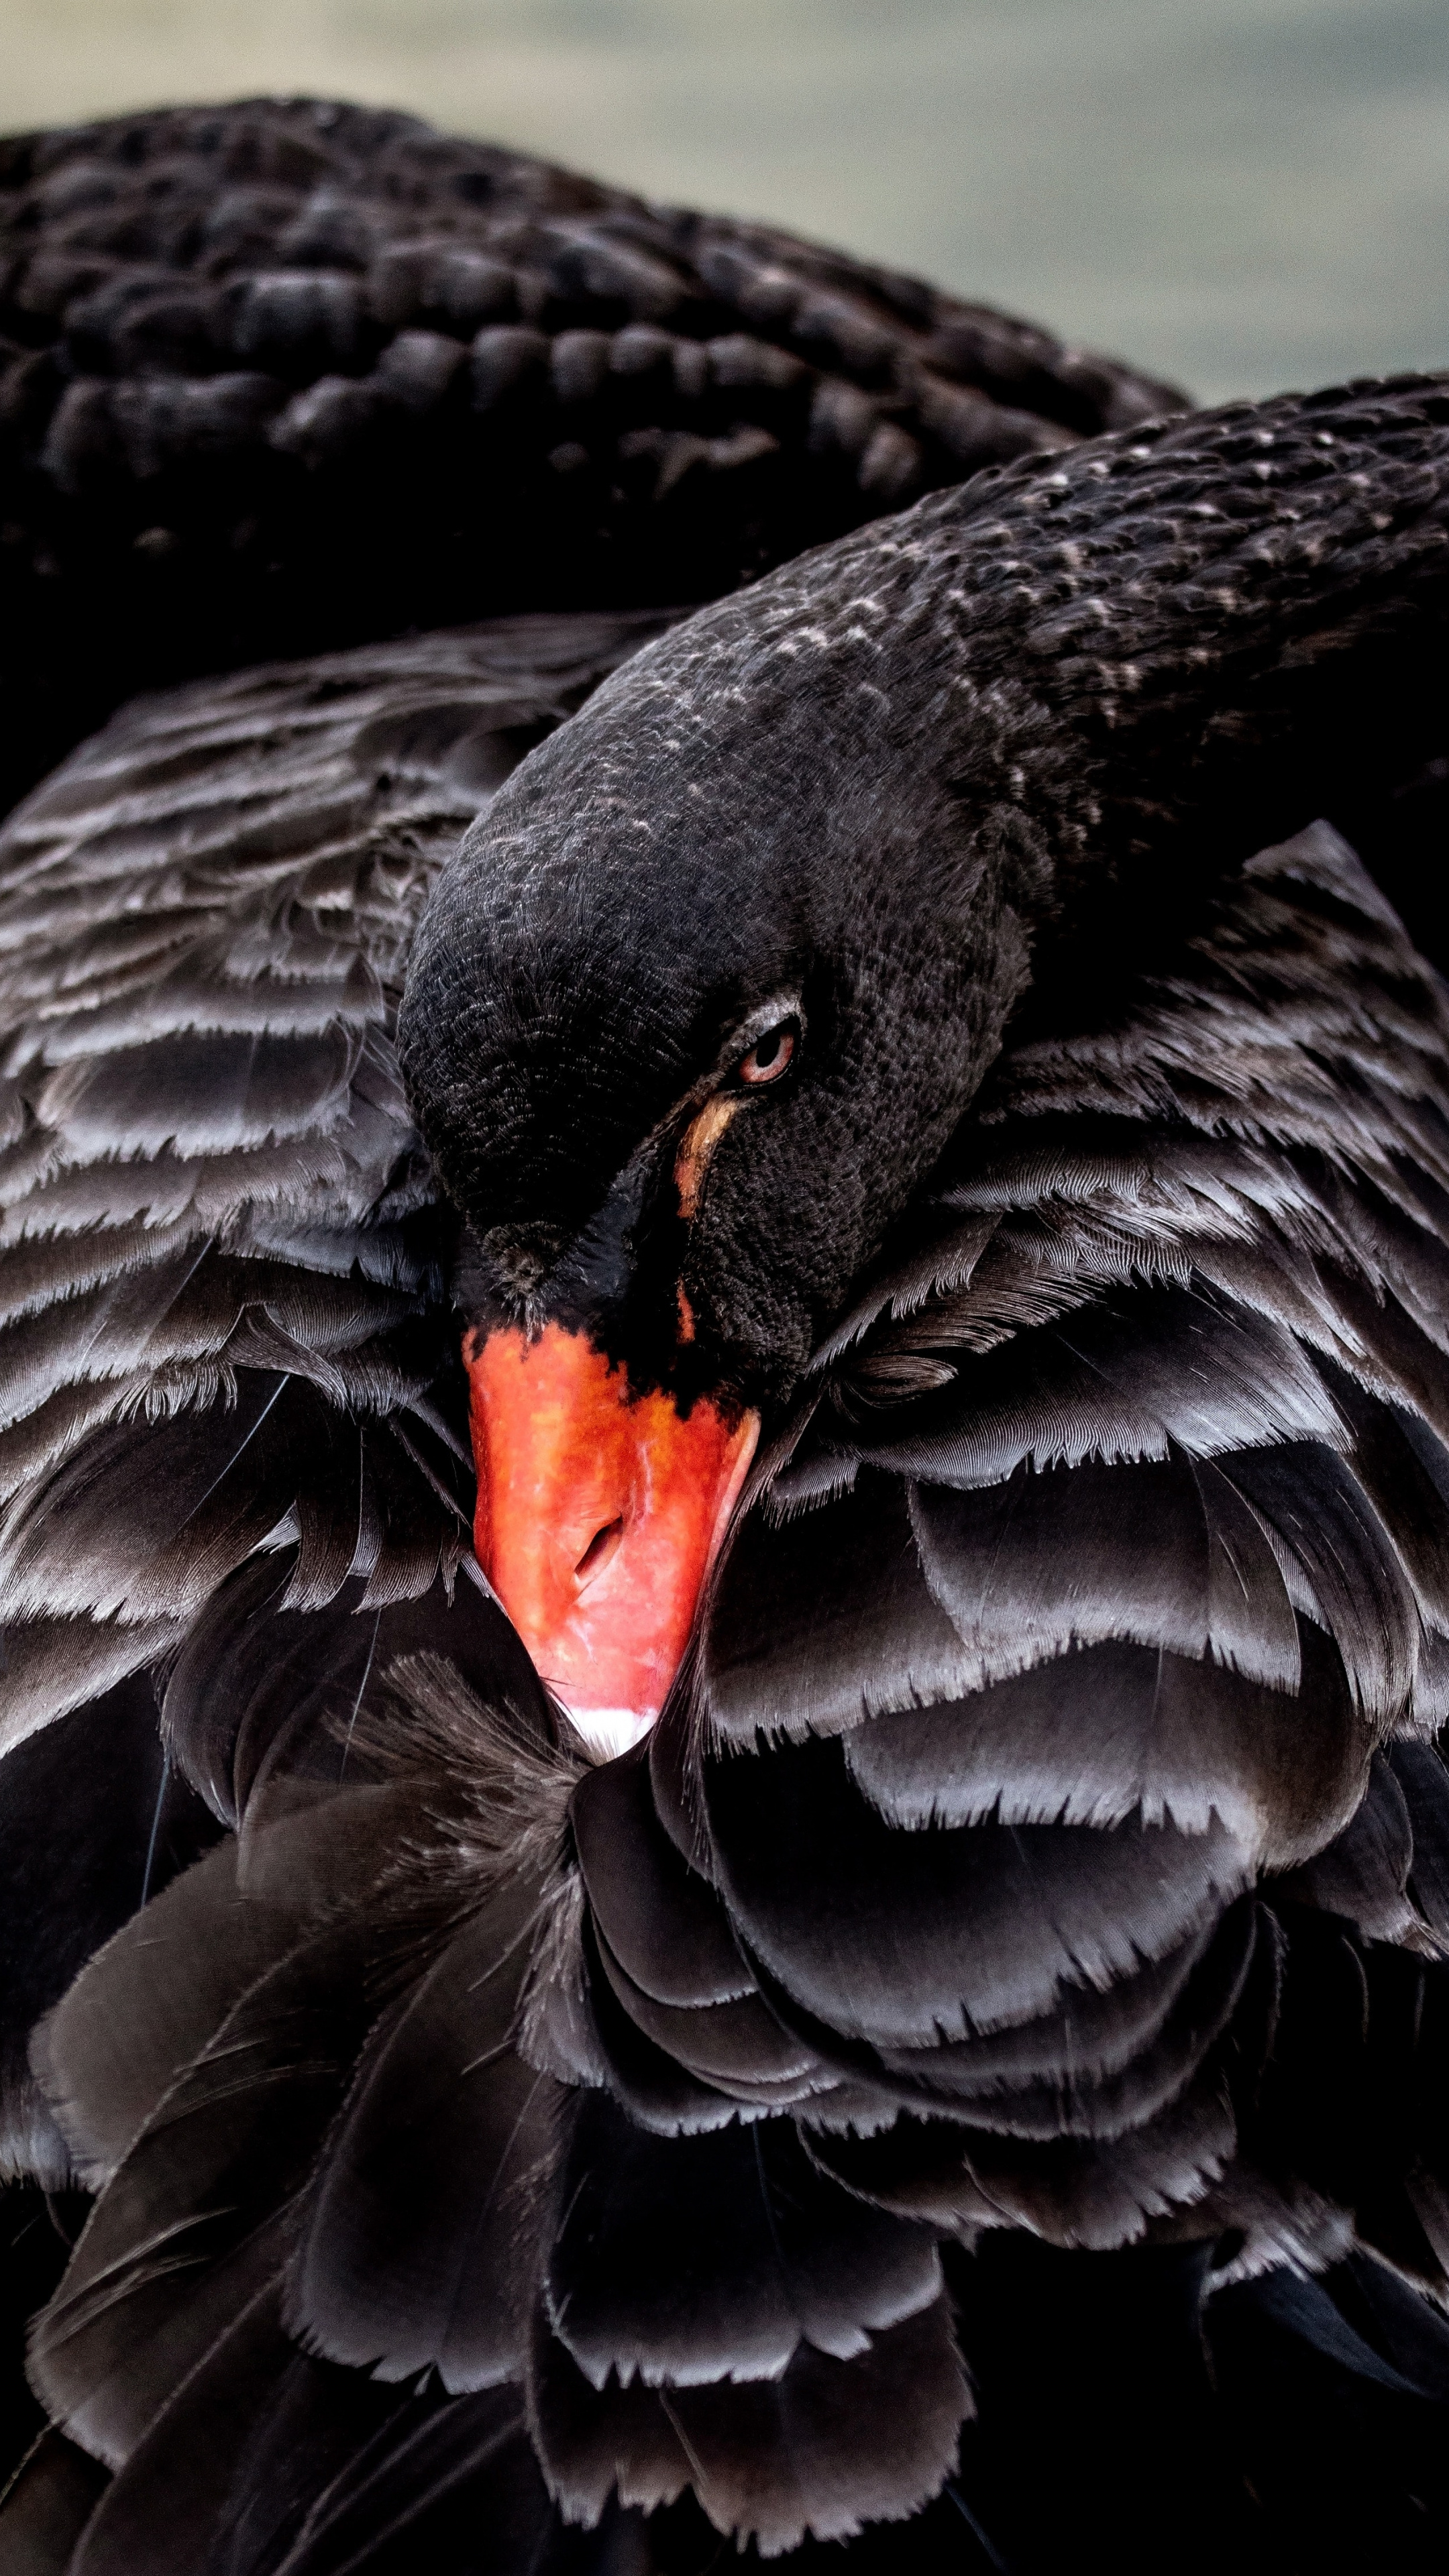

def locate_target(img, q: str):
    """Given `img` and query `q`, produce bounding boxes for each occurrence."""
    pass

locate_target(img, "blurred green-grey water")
[3,0,1446,404]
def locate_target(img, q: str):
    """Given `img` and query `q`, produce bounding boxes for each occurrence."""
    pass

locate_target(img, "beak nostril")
[574,1515,625,1589]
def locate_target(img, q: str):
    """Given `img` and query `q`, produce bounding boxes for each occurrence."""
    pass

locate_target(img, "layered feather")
[7,367,1449,2570]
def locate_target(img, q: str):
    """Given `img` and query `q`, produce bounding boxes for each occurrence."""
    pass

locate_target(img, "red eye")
[737,1021,797,1085]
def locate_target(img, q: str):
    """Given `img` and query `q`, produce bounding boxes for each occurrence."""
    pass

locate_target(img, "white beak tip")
[563,1703,658,1761]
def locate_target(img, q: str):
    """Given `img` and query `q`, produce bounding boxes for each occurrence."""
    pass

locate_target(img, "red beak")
[464,1321,759,1758]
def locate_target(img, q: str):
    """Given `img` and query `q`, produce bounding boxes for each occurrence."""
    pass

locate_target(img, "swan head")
[398,510,1052,1753]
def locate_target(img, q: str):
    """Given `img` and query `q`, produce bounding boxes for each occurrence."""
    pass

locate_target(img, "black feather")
[570,1747,751,2008]
[543,2092,942,2390]
[0,1676,219,2186]
[531,2293,969,2557]
[701,1731,1252,2049]
[1275,1752,1417,1942]
[841,1623,1366,1869]
[289,1872,557,2393]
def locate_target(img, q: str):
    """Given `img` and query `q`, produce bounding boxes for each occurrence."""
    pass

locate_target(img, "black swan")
[3,96,1449,2576]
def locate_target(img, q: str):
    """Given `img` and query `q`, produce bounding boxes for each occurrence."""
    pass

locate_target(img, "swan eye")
[737,1020,797,1085]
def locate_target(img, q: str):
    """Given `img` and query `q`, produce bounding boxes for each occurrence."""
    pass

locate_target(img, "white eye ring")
[737,1020,797,1085]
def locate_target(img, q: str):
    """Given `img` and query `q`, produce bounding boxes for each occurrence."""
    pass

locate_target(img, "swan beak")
[464,1320,759,1760]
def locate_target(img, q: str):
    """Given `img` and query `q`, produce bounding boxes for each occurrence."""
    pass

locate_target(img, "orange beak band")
[464,1320,759,1760]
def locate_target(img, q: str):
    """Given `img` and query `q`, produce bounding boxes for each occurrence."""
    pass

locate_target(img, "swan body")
[1,101,1449,2576]
[0,97,1177,818]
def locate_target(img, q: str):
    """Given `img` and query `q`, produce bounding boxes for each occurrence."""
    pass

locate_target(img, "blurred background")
[1,0,1445,405]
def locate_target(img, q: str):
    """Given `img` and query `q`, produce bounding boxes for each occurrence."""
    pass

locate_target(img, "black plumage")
[0,98,1179,819]
[5,95,1449,2576]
